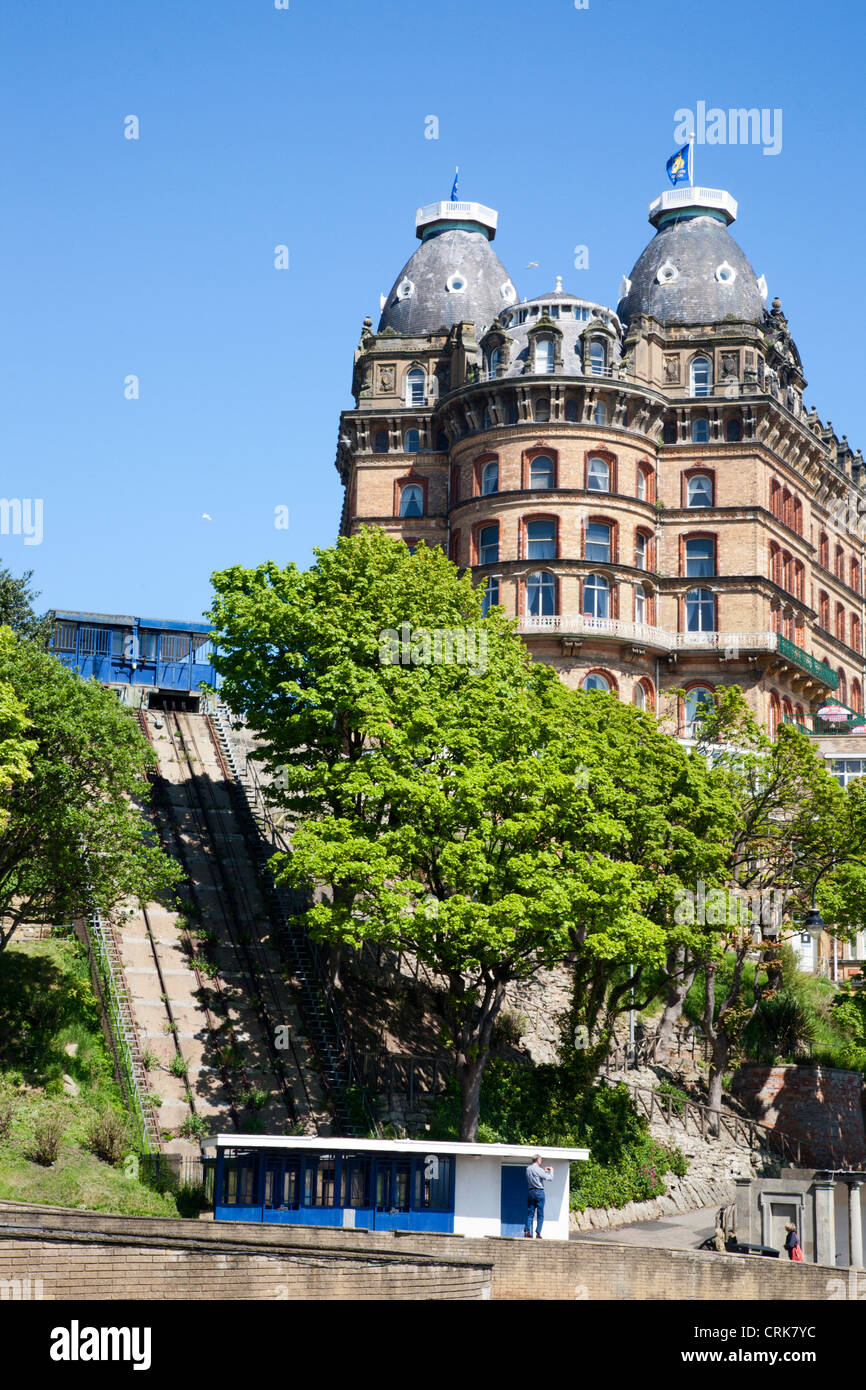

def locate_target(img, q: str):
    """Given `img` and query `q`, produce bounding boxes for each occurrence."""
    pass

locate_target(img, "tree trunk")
[325,942,342,992]
[454,974,507,1141]
[459,1057,484,1142]
[655,948,697,1060]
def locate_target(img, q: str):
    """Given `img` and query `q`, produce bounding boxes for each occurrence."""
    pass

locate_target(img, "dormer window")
[690,357,712,397]
[657,260,679,285]
[715,261,736,284]
[446,273,466,293]
[589,341,606,376]
[406,369,426,407]
[535,339,554,374]
[488,348,502,379]
[396,278,414,300]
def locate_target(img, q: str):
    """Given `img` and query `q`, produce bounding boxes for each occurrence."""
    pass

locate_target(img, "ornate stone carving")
[378,364,396,393]
[663,355,680,384]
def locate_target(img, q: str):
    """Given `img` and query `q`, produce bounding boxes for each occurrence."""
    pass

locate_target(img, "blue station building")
[49,609,218,711]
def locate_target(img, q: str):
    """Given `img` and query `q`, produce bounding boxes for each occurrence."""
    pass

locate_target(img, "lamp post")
[801,857,866,981]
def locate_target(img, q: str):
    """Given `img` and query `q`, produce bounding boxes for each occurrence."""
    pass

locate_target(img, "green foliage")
[141,1050,159,1072]
[654,1080,690,1117]
[85,1110,132,1166]
[208,528,737,1136]
[0,628,182,950]
[29,1112,66,1165]
[0,565,52,645]
[238,1085,268,1113]
[168,1054,187,1079]
[429,1064,689,1211]
[178,1114,207,1141]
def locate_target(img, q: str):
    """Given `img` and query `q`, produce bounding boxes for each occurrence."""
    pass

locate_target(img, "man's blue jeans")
[526,1189,545,1236]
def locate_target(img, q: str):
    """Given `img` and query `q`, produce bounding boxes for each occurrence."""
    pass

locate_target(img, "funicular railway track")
[136,707,324,1138]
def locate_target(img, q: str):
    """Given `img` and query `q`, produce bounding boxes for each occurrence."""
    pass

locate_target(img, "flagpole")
[688,132,695,188]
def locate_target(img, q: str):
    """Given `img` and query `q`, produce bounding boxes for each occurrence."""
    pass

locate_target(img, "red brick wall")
[732,1065,866,1167]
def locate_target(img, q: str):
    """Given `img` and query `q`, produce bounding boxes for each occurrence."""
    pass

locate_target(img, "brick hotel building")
[334,184,866,973]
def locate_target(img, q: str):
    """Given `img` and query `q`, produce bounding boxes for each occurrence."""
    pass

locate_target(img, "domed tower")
[337,186,866,747]
[617,185,856,741]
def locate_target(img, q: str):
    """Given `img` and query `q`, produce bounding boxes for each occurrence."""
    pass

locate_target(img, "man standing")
[525,1154,553,1238]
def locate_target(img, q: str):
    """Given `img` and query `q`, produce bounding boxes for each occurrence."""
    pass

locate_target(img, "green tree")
[0,564,51,644]
[690,686,866,1121]
[0,628,181,949]
[209,528,737,1138]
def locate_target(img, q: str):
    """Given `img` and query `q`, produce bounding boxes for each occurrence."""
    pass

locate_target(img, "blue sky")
[1,0,863,621]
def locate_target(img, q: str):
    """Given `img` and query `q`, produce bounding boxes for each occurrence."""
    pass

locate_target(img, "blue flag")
[666,144,691,186]
[450,167,459,201]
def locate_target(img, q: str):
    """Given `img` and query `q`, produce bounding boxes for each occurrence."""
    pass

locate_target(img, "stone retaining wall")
[732,1065,866,1167]
[0,1201,841,1302]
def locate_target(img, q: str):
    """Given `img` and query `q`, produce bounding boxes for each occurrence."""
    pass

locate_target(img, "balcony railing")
[516,621,839,686]
[776,635,839,688]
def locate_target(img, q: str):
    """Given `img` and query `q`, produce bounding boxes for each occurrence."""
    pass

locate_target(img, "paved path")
[572,1204,720,1249]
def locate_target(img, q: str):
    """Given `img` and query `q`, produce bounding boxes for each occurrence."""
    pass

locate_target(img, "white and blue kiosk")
[202,1135,589,1239]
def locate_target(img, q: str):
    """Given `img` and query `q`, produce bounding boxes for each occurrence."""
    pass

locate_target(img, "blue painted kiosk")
[203,1135,589,1240]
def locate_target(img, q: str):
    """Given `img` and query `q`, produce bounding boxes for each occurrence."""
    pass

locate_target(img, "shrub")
[179,1114,207,1141]
[30,1113,66,1165]
[168,1053,187,1079]
[0,1094,14,1145]
[86,1110,131,1165]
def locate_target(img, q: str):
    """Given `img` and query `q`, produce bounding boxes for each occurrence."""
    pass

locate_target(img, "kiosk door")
[500,1165,528,1237]
[262,1157,301,1223]
[374,1158,414,1230]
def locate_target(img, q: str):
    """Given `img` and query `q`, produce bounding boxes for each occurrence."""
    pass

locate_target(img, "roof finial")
[555,274,563,292]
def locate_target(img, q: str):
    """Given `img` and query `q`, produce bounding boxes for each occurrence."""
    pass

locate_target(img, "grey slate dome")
[617,188,766,327]
[378,200,517,336]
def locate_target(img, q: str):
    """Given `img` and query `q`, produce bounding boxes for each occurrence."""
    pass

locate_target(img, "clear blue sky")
[1,0,863,621]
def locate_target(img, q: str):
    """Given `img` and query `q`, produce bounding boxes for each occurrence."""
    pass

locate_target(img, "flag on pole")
[666,143,692,186]
[450,167,459,202]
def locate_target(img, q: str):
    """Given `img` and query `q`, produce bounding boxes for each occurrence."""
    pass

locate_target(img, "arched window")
[583,671,610,692]
[636,465,653,502]
[374,430,389,453]
[632,682,647,710]
[836,604,846,642]
[852,614,862,651]
[488,348,502,379]
[400,483,423,517]
[819,533,828,568]
[635,531,649,570]
[634,582,646,624]
[819,591,830,630]
[794,560,805,600]
[838,669,848,704]
[683,686,714,737]
[691,418,710,444]
[769,542,780,585]
[690,356,712,397]
[585,522,611,563]
[565,398,580,422]
[594,402,608,426]
[768,691,781,740]
[583,573,610,619]
[782,697,794,726]
[852,679,863,714]
[589,341,606,376]
[478,524,499,565]
[793,498,802,534]
[404,429,421,453]
[725,417,742,442]
[526,571,555,616]
[685,588,714,632]
[406,368,426,406]
[687,474,713,508]
[769,479,781,516]
[851,558,861,594]
[529,455,554,489]
[663,420,677,444]
[535,338,554,374]
[481,578,500,616]
[795,703,806,726]
[835,546,845,581]
[587,456,610,492]
[685,537,715,577]
[526,519,556,560]
[481,460,499,495]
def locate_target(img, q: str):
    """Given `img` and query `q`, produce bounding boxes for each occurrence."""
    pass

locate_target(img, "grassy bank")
[0,933,185,1217]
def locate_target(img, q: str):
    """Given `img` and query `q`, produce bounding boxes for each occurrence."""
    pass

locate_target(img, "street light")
[802,857,866,982]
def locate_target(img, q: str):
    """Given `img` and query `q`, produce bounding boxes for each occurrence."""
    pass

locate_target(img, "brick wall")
[732,1065,866,1167]
[0,1202,841,1302]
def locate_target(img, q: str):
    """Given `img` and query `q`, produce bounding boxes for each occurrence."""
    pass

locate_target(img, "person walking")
[525,1154,553,1239]
[784,1222,803,1261]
